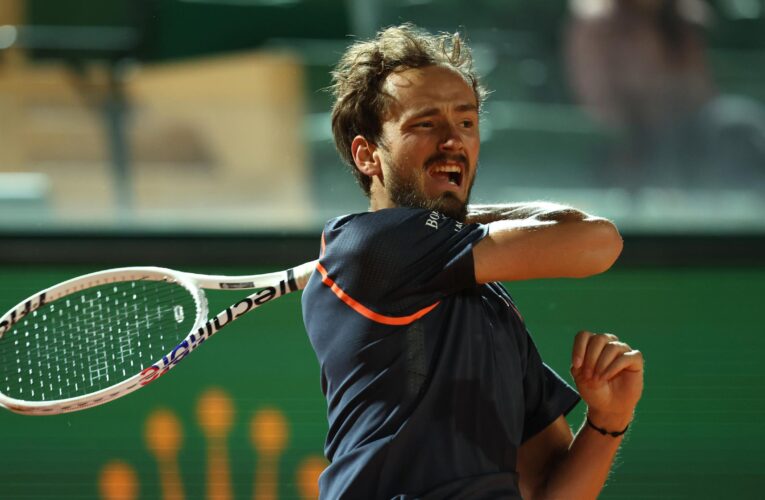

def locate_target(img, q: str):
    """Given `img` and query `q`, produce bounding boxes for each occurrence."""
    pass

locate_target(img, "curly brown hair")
[330,23,488,196]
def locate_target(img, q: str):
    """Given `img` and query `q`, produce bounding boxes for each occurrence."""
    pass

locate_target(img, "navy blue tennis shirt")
[302,208,580,499]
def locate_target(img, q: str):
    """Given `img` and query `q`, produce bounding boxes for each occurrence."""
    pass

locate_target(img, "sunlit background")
[1,0,763,233]
[0,1,763,499]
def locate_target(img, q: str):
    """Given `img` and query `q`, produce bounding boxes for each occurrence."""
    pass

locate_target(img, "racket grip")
[294,260,318,290]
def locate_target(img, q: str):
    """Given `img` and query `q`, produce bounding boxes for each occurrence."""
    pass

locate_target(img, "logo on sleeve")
[425,211,440,230]
[424,211,465,232]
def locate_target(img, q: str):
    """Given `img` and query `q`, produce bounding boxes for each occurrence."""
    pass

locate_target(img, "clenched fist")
[571,331,644,431]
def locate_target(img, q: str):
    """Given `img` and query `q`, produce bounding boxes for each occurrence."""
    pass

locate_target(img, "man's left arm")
[468,202,623,283]
[517,331,645,500]
[466,202,595,225]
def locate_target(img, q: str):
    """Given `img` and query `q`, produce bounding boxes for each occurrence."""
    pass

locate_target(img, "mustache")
[424,153,468,170]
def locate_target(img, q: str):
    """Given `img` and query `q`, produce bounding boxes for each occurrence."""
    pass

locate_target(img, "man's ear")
[351,135,382,178]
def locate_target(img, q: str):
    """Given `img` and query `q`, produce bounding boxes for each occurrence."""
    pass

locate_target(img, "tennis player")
[302,24,644,499]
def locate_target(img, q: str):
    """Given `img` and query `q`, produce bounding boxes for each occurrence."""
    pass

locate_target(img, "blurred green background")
[1,0,764,498]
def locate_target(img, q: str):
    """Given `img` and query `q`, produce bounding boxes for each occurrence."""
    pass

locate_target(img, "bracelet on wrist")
[586,415,630,437]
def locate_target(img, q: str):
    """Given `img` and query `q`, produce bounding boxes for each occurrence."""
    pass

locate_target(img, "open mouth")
[429,164,464,187]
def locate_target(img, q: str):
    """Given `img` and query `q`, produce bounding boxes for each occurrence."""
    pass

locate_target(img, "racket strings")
[0,280,199,402]
[1,282,194,401]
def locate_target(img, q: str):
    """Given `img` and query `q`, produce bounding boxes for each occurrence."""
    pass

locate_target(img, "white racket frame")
[0,261,317,415]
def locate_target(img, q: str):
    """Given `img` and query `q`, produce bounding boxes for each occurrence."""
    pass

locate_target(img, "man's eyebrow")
[405,103,479,121]
[455,103,479,113]
[405,107,439,121]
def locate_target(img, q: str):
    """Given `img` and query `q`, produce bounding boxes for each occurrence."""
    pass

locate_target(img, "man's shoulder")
[325,207,464,237]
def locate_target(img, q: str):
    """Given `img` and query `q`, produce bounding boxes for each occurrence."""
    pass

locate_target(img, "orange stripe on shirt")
[315,262,440,326]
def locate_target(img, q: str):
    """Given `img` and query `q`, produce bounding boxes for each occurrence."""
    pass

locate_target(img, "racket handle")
[293,260,318,290]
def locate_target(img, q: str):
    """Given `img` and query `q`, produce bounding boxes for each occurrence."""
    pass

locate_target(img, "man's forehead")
[382,65,477,118]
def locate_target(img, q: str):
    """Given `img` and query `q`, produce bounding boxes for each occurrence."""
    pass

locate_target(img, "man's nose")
[438,122,464,152]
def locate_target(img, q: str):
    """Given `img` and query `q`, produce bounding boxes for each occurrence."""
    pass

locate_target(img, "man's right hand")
[571,330,644,430]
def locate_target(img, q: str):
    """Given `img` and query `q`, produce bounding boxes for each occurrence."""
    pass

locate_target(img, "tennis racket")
[0,261,317,415]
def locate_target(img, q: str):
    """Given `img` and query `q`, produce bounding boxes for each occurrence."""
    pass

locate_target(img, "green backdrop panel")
[0,265,762,499]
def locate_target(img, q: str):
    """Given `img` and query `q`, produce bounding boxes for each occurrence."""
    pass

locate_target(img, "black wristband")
[586,416,630,437]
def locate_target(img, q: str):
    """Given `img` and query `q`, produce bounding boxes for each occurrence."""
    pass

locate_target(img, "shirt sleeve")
[521,333,581,443]
[319,208,489,318]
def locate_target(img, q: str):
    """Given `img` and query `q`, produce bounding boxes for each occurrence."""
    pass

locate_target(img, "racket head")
[0,267,207,415]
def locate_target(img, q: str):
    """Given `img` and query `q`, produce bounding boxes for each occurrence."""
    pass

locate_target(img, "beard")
[385,155,474,222]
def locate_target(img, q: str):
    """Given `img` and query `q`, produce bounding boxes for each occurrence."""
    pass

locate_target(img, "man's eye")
[415,121,434,128]
[461,120,474,128]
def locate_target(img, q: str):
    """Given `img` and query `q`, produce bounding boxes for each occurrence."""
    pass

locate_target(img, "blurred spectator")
[565,0,765,189]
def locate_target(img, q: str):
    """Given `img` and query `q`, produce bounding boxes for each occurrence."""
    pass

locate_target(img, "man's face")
[376,65,480,221]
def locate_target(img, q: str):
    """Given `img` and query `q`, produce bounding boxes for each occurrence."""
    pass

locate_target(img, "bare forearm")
[472,203,623,282]
[466,202,600,224]
[542,412,632,500]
